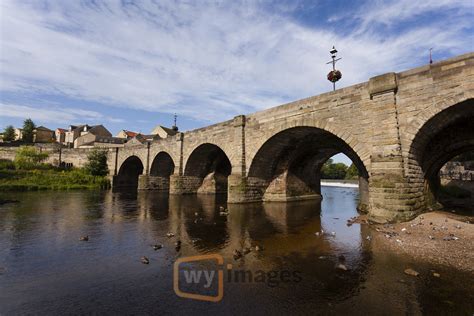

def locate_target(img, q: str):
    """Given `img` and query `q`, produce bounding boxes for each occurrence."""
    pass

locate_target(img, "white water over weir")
[320,180,359,188]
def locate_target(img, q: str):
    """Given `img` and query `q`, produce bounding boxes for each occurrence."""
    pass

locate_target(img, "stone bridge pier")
[109,53,473,222]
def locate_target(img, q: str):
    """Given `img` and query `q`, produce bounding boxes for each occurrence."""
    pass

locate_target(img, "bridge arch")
[246,126,369,209]
[116,155,144,188]
[408,98,474,206]
[150,151,175,177]
[138,151,177,191]
[184,143,232,194]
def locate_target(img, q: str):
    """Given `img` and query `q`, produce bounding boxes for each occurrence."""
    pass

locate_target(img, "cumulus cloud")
[0,0,472,126]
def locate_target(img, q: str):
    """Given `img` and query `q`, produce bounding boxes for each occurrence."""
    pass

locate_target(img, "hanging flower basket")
[327,70,342,83]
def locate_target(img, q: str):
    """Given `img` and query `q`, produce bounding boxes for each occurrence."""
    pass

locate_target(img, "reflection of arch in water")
[170,194,230,251]
[137,191,170,222]
[263,199,322,234]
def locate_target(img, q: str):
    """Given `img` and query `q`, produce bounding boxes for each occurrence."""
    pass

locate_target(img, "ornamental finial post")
[326,46,342,91]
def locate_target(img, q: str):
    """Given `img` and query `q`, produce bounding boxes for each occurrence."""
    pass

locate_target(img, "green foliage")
[3,125,15,142]
[1,149,110,191]
[22,118,36,143]
[321,158,349,179]
[345,163,359,180]
[0,159,15,170]
[14,146,49,170]
[0,168,110,191]
[84,150,109,176]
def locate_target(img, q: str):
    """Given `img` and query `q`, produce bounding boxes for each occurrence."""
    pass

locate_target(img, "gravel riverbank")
[369,211,474,273]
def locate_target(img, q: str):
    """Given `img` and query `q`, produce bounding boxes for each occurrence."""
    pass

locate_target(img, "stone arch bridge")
[109,53,474,222]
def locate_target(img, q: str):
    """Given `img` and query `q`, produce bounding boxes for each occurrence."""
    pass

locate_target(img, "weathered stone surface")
[2,53,472,222]
[369,72,398,97]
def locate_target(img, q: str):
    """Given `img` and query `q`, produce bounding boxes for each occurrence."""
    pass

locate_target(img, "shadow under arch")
[408,99,474,206]
[114,155,144,189]
[247,126,369,210]
[183,143,232,194]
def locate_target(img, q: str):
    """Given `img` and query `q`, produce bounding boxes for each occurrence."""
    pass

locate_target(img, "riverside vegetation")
[0,146,110,191]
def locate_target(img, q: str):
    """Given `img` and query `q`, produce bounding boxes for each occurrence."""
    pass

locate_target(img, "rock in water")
[175,240,182,251]
[233,249,242,260]
[336,264,348,271]
[153,244,163,250]
[166,232,175,238]
[79,236,89,241]
[141,256,150,264]
[404,268,419,277]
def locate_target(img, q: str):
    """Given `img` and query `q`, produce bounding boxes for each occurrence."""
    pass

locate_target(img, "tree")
[14,146,49,169]
[345,163,359,180]
[3,125,15,142]
[22,118,36,143]
[84,150,108,176]
[321,158,348,179]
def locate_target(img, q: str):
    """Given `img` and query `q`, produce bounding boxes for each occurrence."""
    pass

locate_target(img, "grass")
[0,164,110,191]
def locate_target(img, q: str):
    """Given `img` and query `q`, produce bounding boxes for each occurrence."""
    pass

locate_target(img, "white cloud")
[0,102,123,125]
[0,0,472,124]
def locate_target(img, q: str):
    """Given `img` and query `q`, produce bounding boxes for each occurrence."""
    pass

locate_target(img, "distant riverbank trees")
[2,125,15,142]
[321,158,358,180]
[0,146,110,191]
[22,118,36,143]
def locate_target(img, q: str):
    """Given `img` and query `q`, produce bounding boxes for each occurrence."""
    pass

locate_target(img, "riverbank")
[0,169,110,191]
[369,211,474,274]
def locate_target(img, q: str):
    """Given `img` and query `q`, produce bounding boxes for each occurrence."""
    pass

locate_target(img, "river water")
[0,187,472,315]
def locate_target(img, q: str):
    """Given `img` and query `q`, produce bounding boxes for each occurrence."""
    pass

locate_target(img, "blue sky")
[1,0,473,165]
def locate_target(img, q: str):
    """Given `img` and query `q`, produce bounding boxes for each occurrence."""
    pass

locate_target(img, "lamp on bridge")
[326,46,342,91]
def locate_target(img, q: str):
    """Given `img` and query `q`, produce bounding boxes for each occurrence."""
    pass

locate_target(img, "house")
[33,126,54,143]
[73,125,113,148]
[55,128,67,144]
[74,133,125,148]
[64,124,112,148]
[65,125,82,146]
[150,125,178,139]
[14,128,23,141]
[123,133,161,147]
[116,130,138,140]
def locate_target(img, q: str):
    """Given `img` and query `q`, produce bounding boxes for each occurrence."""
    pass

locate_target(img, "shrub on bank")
[0,159,15,170]
[0,157,110,191]
[84,150,109,176]
[14,146,49,170]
